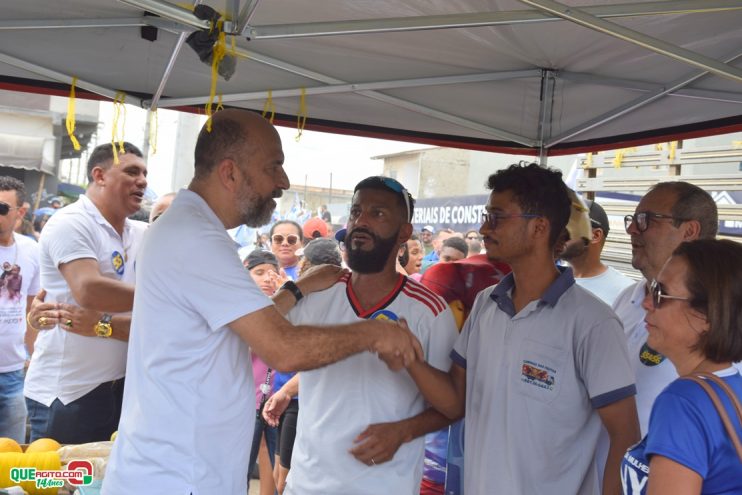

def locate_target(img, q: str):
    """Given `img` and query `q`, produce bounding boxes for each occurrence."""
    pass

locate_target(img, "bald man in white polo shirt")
[408,163,640,495]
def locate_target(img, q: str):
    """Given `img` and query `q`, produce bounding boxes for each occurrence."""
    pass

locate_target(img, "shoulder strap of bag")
[681,372,742,463]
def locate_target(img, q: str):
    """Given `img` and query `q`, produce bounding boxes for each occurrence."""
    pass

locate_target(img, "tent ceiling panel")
[0,0,740,154]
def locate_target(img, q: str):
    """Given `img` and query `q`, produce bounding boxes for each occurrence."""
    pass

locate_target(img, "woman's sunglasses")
[272,234,299,246]
[649,279,689,309]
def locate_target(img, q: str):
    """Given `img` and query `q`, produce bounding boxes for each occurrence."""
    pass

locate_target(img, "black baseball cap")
[584,199,610,237]
[243,249,279,271]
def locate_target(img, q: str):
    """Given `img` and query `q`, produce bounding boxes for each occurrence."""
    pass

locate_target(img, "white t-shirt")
[0,233,40,372]
[24,195,146,405]
[574,266,634,307]
[284,274,458,495]
[452,268,636,495]
[103,189,272,495]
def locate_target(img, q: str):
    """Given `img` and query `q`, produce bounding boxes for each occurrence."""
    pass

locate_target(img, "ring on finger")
[371,458,376,465]
[38,316,48,326]
[65,319,73,328]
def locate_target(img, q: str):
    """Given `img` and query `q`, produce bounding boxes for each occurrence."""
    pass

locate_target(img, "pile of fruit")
[0,438,62,494]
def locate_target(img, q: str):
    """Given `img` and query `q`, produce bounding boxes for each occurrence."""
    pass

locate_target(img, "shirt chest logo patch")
[369,309,398,321]
[111,251,125,276]
[638,342,666,367]
[521,360,556,391]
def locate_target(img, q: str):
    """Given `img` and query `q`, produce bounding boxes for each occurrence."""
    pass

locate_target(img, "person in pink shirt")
[244,249,284,495]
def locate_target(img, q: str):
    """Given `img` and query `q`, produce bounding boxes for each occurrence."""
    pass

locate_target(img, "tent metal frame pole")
[537,69,556,165]
[0,51,142,106]
[212,46,537,146]
[151,69,540,107]
[0,18,147,29]
[5,0,739,34]
[242,0,742,39]
[237,0,261,36]
[520,0,742,83]
[559,71,742,102]
[149,0,203,111]
[547,51,742,147]
[118,0,209,30]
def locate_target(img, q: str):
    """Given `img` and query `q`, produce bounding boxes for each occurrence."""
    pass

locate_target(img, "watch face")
[96,323,113,338]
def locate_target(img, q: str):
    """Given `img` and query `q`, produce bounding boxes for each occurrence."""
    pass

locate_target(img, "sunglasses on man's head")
[0,202,20,216]
[649,279,689,309]
[272,234,299,246]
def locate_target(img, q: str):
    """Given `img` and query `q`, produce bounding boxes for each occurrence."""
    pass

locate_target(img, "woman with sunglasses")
[269,220,303,280]
[621,239,742,495]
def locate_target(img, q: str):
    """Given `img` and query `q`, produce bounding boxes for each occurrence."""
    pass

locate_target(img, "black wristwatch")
[280,280,303,302]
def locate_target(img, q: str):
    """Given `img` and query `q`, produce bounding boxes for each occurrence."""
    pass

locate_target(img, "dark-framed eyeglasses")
[272,234,299,246]
[481,212,540,230]
[649,279,689,309]
[624,212,686,233]
[0,202,21,216]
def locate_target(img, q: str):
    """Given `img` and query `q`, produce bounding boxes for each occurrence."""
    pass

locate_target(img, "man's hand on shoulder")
[295,264,348,295]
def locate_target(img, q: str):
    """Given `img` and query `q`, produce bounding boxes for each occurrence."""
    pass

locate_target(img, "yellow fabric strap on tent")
[148,109,158,155]
[583,152,592,168]
[668,141,677,163]
[733,140,742,148]
[216,93,224,113]
[111,92,127,164]
[205,21,227,132]
[655,143,664,151]
[612,147,637,169]
[65,77,81,152]
[262,90,275,123]
[295,87,307,142]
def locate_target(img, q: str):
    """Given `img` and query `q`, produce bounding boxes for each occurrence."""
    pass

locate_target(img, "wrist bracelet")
[280,280,303,302]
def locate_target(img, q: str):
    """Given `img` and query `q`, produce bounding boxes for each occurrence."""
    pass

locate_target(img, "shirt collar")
[79,194,131,238]
[629,278,648,307]
[490,265,575,316]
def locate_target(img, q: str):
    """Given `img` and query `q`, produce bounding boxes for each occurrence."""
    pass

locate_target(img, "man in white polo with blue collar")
[408,163,640,495]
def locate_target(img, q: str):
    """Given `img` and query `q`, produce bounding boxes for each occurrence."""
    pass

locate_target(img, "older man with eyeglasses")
[613,181,720,437]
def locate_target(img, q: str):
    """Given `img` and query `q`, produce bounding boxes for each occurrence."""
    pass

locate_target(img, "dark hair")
[468,239,483,255]
[442,236,468,256]
[409,233,420,242]
[193,118,248,180]
[649,182,717,239]
[673,239,742,362]
[486,162,570,247]
[270,220,303,242]
[87,142,143,183]
[0,176,26,206]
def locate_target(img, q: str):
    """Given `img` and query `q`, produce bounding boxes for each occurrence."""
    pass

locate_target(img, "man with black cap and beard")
[274,176,458,495]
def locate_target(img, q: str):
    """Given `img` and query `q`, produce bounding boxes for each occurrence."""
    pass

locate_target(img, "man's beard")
[558,239,588,262]
[345,227,400,274]
[237,184,282,227]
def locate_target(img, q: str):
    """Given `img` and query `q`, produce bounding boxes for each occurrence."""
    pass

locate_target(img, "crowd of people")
[0,107,739,495]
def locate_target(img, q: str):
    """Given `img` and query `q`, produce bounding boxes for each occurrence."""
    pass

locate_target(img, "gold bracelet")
[26,312,38,330]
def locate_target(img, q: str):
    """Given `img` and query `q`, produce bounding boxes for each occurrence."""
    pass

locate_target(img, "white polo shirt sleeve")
[577,315,637,408]
[181,228,272,333]
[43,212,99,266]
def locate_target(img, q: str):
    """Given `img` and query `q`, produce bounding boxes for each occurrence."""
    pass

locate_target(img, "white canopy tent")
[0,0,741,161]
